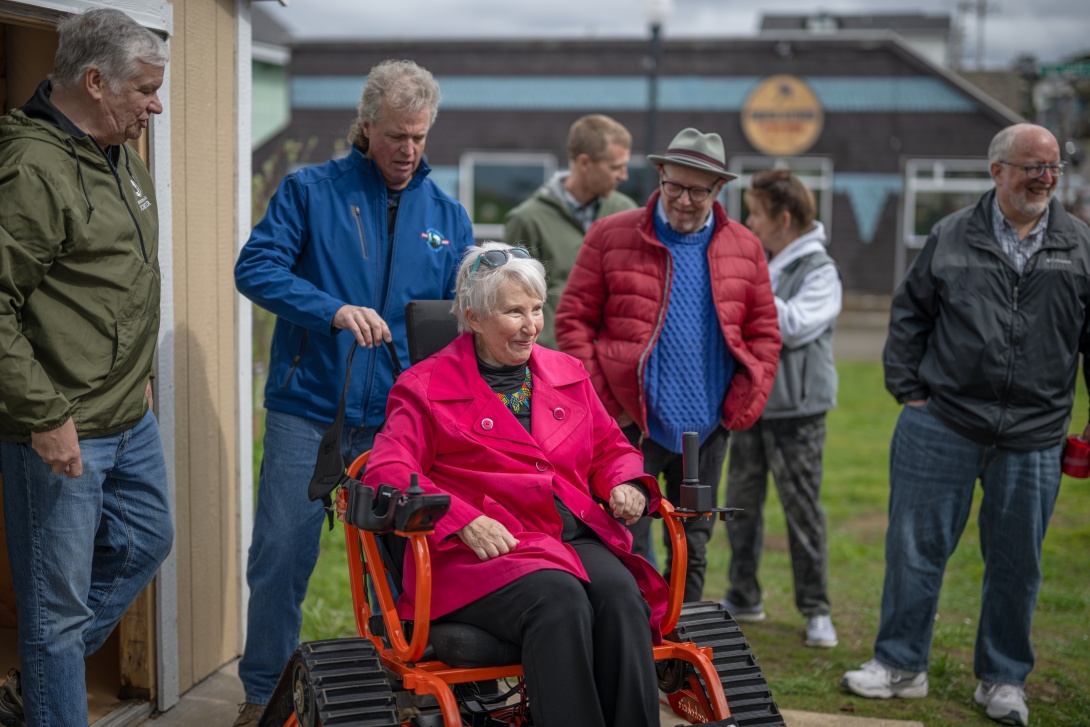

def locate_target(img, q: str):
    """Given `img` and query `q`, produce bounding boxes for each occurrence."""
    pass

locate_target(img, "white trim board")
[0,0,172,34]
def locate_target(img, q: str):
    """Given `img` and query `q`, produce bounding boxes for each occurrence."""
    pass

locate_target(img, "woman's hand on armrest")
[457,516,520,561]
[609,484,646,525]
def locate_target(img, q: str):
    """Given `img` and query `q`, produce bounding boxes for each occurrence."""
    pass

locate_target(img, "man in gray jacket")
[841,123,1090,727]
[504,114,635,348]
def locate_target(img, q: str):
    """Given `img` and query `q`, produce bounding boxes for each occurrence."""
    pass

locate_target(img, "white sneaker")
[841,659,928,699]
[805,614,838,648]
[974,682,1028,726]
[720,598,765,622]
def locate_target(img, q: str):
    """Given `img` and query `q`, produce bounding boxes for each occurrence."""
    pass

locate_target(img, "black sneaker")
[0,669,25,727]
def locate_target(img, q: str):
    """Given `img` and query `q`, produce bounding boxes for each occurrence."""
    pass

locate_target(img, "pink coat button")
[536,461,549,471]
[553,407,565,420]
[482,418,494,430]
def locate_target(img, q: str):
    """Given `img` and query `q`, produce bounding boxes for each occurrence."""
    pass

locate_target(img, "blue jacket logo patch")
[421,228,450,250]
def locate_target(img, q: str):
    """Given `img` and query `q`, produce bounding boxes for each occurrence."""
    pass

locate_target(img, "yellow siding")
[170,0,240,693]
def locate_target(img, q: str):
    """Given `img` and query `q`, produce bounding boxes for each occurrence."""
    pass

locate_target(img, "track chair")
[260,300,786,727]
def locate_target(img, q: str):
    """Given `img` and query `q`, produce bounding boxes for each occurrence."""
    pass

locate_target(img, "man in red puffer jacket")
[555,128,781,602]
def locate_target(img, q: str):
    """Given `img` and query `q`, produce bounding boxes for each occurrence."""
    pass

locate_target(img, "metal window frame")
[725,155,835,238]
[458,151,558,239]
[895,157,993,282]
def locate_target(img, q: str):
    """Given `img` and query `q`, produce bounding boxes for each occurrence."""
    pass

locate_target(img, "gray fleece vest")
[762,251,838,419]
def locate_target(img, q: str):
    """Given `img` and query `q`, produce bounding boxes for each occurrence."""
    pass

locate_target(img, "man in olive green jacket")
[504,114,637,348]
[0,10,173,725]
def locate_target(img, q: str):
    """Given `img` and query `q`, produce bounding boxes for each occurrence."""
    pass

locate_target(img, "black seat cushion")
[425,621,520,668]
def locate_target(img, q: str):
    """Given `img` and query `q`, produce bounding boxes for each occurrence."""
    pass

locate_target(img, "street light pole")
[647,20,662,155]
[645,0,673,155]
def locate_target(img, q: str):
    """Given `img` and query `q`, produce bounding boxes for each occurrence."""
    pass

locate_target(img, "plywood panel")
[183,0,222,686]
[214,0,240,670]
[4,24,55,109]
[171,0,193,692]
[171,0,239,692]
[1,27,8,114]
[119,589,155,699]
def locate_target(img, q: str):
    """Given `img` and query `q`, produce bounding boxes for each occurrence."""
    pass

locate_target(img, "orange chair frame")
[285,451,735,727]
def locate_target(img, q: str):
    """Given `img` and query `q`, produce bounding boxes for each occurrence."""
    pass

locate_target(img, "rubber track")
[293,639,399,727]
[671,602,787,727]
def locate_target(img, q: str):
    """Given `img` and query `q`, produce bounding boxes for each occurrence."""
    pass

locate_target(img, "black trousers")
[439,539,658,727]
[625,425,730,602]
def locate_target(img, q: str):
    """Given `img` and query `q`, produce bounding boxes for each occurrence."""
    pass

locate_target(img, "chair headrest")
[404,300,460,366]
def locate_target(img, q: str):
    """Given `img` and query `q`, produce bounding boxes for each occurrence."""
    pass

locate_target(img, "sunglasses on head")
[470,246,532,276]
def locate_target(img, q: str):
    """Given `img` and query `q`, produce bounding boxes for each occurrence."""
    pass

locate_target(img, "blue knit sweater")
[644,209,732,452]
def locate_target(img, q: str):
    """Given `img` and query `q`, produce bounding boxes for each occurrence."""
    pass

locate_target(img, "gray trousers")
[725,414,831,617]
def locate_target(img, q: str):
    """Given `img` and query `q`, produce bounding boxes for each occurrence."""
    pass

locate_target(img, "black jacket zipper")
[352,205,369,259]
[281,329,308,388]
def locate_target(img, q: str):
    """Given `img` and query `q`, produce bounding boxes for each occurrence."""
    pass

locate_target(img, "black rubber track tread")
[671,602,787,727]
[295,639,399,727]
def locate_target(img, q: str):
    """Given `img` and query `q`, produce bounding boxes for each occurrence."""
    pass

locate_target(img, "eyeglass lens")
[1026,164,1064,178]
[1003,161,1065,178]
[662,180,711,202]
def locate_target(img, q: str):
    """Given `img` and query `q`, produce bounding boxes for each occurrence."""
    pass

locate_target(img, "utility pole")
[971,0,999,70]
[952,1,970,70]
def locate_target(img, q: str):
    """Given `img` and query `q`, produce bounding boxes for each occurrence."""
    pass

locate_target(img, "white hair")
[452,242,547,334]
[51,8,167,91]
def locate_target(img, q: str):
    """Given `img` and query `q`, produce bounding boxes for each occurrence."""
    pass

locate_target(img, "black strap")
[307,339,404,529]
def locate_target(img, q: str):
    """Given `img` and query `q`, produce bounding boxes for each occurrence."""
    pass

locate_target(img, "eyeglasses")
[470,246,532,276]
[998,160,1066,179]
[660,177,716,203]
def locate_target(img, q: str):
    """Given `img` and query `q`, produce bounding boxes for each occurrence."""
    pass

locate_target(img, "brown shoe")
[232,702,264,727]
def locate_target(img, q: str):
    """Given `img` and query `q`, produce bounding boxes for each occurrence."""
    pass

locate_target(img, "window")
[725,156,834,236]
[616,159,658,207]
[458,152,558,239]
[896,158,993,281]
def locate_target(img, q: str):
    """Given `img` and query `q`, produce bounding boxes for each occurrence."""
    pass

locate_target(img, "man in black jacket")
[841,124,1090,727]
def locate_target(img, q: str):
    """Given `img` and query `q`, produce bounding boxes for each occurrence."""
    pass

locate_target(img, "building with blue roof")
[254,33,1022,293]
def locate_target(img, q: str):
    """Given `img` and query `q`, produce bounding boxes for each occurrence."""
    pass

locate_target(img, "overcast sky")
[268,0,1089,70]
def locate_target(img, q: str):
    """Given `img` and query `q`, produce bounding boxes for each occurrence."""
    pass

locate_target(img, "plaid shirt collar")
[558,184,600,232]
[991,195,1050,274]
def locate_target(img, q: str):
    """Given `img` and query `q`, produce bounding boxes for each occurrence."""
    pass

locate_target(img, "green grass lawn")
[260,360,1090,726]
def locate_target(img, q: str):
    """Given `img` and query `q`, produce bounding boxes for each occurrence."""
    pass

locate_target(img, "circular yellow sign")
[741,75,824,157]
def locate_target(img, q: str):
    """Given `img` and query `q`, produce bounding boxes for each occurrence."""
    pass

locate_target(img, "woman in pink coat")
[363,242,668,727]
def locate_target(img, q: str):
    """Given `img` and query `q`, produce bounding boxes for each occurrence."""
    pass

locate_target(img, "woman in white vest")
[720,169,842,649]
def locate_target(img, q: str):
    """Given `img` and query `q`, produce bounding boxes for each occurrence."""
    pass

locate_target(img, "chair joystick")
[676,431,743,521]
[679,432,714,512]
[395,472,451,533]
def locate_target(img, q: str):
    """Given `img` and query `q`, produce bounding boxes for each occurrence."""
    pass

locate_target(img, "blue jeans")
[1,410,173,727]
[875,403,1062,686]
[239,410,376,704]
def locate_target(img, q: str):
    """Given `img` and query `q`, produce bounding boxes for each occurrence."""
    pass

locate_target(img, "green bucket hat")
[647,127,738,182]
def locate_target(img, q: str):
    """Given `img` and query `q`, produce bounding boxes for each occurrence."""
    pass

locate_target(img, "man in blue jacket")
[233,59,473,725]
